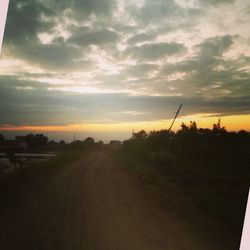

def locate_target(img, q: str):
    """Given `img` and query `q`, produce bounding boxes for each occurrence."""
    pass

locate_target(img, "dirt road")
[0,150,238,250]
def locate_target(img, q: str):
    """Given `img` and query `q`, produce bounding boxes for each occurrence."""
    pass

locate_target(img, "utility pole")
[161,104,183,148]
[167,104,182,134]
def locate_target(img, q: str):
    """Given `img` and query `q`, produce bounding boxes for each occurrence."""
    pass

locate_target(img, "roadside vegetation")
[121,120,250,236]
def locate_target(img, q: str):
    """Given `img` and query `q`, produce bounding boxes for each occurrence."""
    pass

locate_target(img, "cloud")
[4,0,54,45]
[159,35,250,98]
[1,75,250,128]
[125,42,186,61]
[197,35,234,58]
[161,35,235,77]
[3,0,72,70]
[134,0,184,25]
[69,0,116,19]
[199,0,235,6]
[8,40,93,71]
[68,28,119,47]
[122,64,159,78]
[127,33,155,46]
[1,0,250,130]
[41,0,116,18]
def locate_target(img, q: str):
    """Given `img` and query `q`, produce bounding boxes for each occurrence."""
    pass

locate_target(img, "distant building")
[0,140,27,152]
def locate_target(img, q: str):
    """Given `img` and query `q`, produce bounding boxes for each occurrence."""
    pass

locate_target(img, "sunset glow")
[1,114,250,138]
[0,0,250,141]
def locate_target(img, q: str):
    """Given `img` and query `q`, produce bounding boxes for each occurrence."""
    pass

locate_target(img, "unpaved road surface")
[0,151,238,250]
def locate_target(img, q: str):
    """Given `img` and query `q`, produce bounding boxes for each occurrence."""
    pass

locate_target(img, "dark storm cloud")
[127,33,155,45]
[1,75,250,127]
[158,35,250,101]
[3,0,117,70]
[160,35,237,86]
[199,0,235,6]
[2,0,191,71]
[133,0,183,25]
[12,42,92,71]
[41,0,116,18]
[122,64,159,78]
[4,0,54,45]
[187,35,235,84]
[0,76,172,125]
[68,28,119,47]
[62,0,116,19]
[3,0,75,70]
[197,35,234,58]
[4,0,117,46]
[125,42,186,61]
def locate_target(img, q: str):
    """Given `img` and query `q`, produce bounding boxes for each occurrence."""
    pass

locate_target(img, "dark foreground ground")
[0,150,241,250]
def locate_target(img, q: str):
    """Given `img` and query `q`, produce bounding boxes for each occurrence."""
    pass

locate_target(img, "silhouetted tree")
[238,130,249,137]
[59,140,66,145]
[212,119,226,135]
[189,121,197,133]
[133,130,147,140]
[180,122,189,132]
[83,137,95,145]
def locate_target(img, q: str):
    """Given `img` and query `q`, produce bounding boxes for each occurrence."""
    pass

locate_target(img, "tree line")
[122,120,250,177]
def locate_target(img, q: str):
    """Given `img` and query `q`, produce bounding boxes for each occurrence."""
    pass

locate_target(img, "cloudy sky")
[0,0,250,141]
